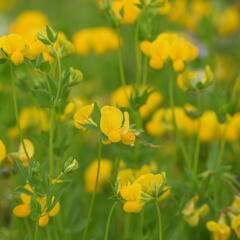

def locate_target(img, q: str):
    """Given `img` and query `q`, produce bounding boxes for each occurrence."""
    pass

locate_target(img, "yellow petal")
[100,106,123,135]
[13,204,30,217]
[0,139,7,162]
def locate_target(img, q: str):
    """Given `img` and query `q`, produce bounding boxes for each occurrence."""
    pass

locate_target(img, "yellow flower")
[13,184,60,227]
[100,106,135,145]
[84,159,112,193]
[0,139,7,162]
[18,139,35,167]
[112,0,140,24]
[120,182,144,213]
[8,107,50,139]
[177,66,213,91]
[207,215,231,240]
[73,104,94,130]
[111,85,163,119]
[38,196,60,227]
[0,34,27,65]
[141,32,198,72]
[135,172,166,197]
[182,195,209,227]
[216,7,240,37]
[73,27,120,55]
[231,215,240,238]
[13,184,33,218]
[198,111,219,142]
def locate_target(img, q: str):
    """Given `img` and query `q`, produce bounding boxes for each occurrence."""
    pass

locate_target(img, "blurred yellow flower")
[84,158,112,193]
[141,33,198,72]
[18,139,35,167]
[207,214,231,240]
[13,184,60,227]
[111,85,163,119]
[73,104,94,130]
[73,27,120,55]
[0,139,7,162]
[0,34,27,65]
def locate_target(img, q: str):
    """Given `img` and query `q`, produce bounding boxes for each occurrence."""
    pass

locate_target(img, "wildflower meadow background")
[0,0,240,239]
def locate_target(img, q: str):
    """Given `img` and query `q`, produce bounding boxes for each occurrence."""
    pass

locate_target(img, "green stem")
[104,202,118,240]
[9,63,31,162]
[34,221,39,240]
[49,48,62,176]
[134,20,141,86]
[49,107,55,175]
[168,68,190,169]
[82,141,102,240]
[24,219,32,239]
[124,214,131,239]
[155,201,163,240]
[142,56,148,86]
[117,28,127,89]
[46,226,52,240]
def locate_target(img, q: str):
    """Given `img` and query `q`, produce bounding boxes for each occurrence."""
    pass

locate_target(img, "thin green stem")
[117,28,127,88]
[134,20,141,86]
[124,214,131,239]
[168,67,190,169]
[142,56,148,86]
[49,107,55,175]
[49,48,62,176]
[10,63,31,162]
[34,221,39,240]
[104,201,118,240]
[82,141,102,240]
[155,201,163,240]
[24,219,32,239]
[46,226,52,240]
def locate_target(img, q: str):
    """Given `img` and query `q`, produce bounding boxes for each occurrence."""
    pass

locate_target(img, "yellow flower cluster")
[182,195,209,227]
[168,0,212,32]
[13,184,60,227]
[4,11,74,63]
[111,85,163,119]
[177,66,213,91]
[146,107,240,143]
[0,138,34,167]
[73,27,120,55]
[0,34,27,65]
[9,107,50,139]
[141,33,198,72]
[111,0,170,24]
[215,7,240,37]
[84,159,112,193]
[73,105,136,145]
[206,196,240,239]
[118,170,169,213]
[9,11,49,61]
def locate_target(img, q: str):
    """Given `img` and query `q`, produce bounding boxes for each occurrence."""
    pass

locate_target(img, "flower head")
[100,106,135,145]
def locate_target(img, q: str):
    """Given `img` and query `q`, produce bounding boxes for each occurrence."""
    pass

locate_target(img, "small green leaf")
[32,89,52,107]
[46,25,58,43]
[80,124,98,131]
[92,103,101,127]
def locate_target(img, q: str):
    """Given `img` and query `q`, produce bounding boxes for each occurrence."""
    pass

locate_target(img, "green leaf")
[92,102,101,127]
[46,25,58,43]
[100,132,108,141]
[15,186,34,197]
[37,32,51,45]
[47,75,57,96]
[32,89,52,107]
[79,124,98,131]
[0,58,7,64]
